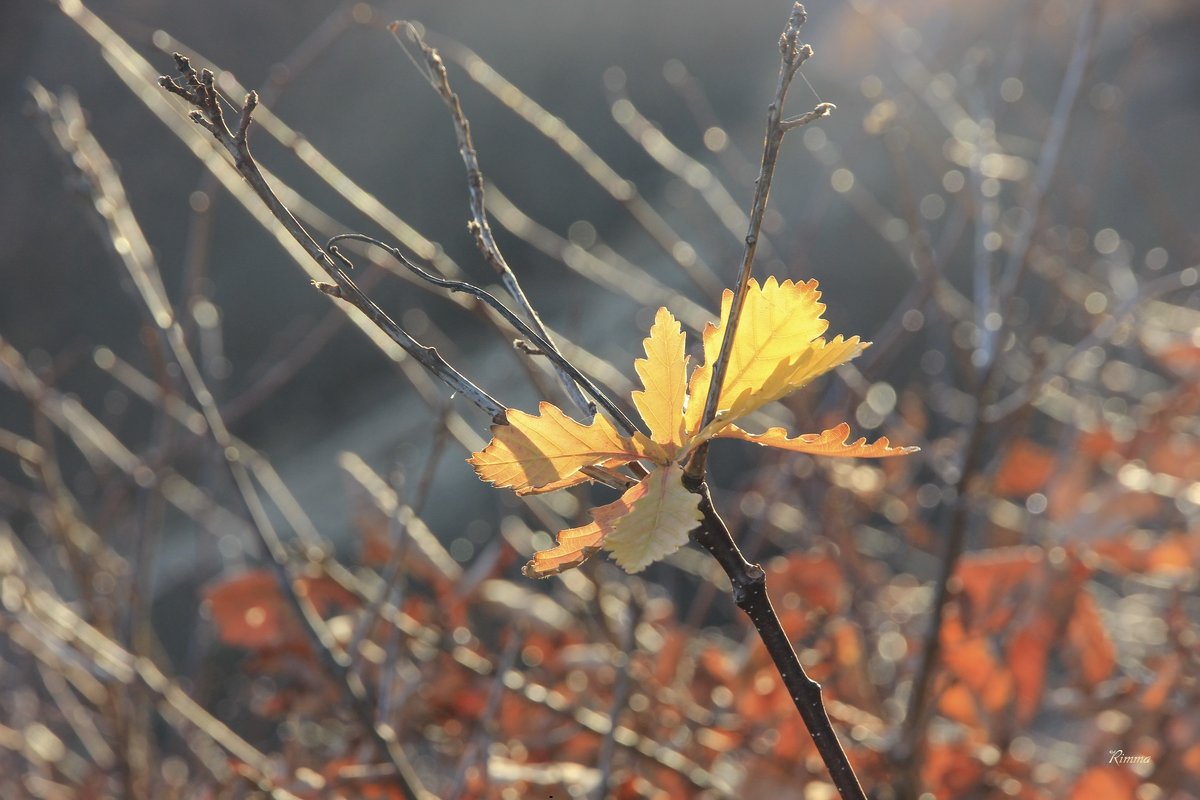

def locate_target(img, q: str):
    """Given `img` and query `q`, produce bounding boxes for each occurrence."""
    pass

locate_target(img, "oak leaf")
[469,401,652,494]
[712,422,914,458]
[470,279,918,577]
[684,278,864,436]
[631,307,690,454]
[524,463,701,577]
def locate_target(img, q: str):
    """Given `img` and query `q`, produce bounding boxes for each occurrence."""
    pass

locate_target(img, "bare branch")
[695,3,822,442]
[326,232,644,438]
[390,21,595,418]
[159,52,504,423]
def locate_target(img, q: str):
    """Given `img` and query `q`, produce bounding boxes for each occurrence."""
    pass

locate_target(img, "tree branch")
[390,21,595,419]
[159,53,504,423]
[684,475,866,800]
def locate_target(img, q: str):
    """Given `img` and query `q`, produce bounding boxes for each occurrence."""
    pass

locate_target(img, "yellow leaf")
[509,461,625,496]
[685,277,848,433]
[522,518,607,577]
[469,402,645,494]
[604,463,703,573]
[523,463,702,577]
[712,422,919,457]
[631,307,689,454]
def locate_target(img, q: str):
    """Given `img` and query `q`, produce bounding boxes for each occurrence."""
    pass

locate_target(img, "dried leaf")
[940,614,1012,713]
[203,571,357,652]
[205,570,292,650]
[631,307,689,453]
[955,547,1043,630]
[1067,587,1115,688]
[1069,766,1139,800]
[712,422,918,457]
[994,439,1056,496]
[1008,616,1054,724]
[1153,341,1200,382]
[470,402,649,493]
[767,553,846,614]
[523,463,702,576]
[938,682,980,727]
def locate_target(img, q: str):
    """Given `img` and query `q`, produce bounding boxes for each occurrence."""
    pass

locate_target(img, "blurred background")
[2,0,1199,797]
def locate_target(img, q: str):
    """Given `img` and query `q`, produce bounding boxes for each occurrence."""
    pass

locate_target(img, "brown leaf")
[994,439,1056,496]
[1066,587,1116,688]
[1008,616,1054,724]
[922,743,984,796]
[1069,766,1139,800]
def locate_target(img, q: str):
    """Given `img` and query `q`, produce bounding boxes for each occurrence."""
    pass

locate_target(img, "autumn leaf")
[524,463,702,577]
[204,570,358,651]
[632,307,689,454]
[470,278,917,577]
[712,422,917,457]
[469,401,653,494]
[685,277,865,435]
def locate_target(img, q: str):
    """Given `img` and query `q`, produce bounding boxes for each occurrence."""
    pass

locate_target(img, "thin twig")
[590,589,641,800]
[429,31,726,299]
[326,232,643,437]
[158,52,503,423]
[447,628,523,799]
[39,79,437,800]
[694,4,831,445]
[995,0,1099,301]
[390,21,595,419]
[605,79,777,259]
[674,7,866,799]
[0,530,303,799]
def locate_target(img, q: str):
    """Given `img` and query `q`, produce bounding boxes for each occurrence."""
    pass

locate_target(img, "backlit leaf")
[522,518,607,578]
[711,422,918,457]
[603,463,703,572]
[471,278,917,577]
[713,335,866,435]
[524,463,701,577]
[685,277,837,432]
[469,402,647,493]
[631,307,689,454]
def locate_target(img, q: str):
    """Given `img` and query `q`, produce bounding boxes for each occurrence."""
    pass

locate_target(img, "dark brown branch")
[672,6,865,799]
[684,476,867,800]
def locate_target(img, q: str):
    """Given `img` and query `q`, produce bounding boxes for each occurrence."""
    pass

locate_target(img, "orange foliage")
[204,569,359,652]
[993,440,1056,496]
[1069,766,1139,799]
